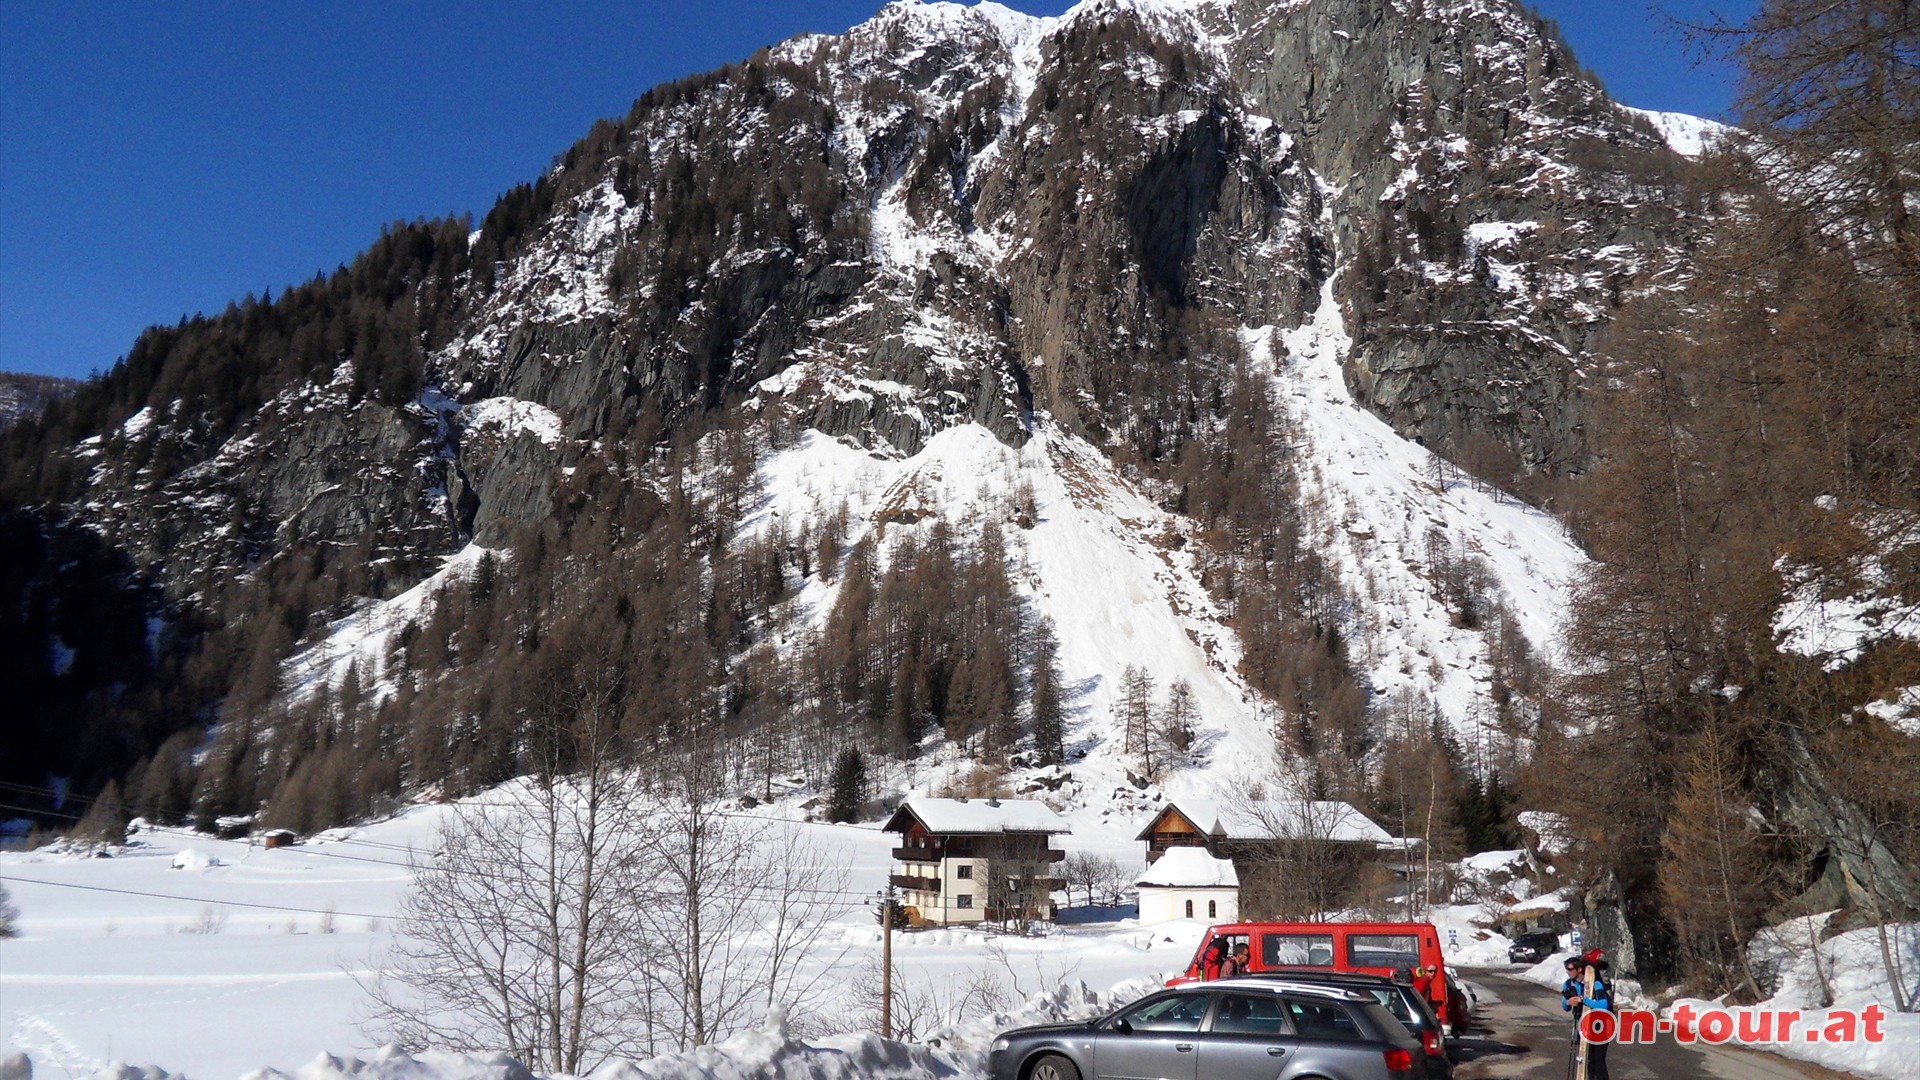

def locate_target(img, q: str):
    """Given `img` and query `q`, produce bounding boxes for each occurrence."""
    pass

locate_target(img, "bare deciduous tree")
[1060,851,1105,909]
[1230,770,1370,920]
[633,764,854,1046]
[1658,713,1774,1000]
[358,675,655,1072]
[360,679,854,1067]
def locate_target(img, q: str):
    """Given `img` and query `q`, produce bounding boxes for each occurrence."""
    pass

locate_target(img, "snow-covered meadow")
[1,804,1194,1080]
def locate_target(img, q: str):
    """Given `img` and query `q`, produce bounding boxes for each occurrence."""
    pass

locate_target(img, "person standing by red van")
[1408,965,1443,1017]
[1221,942,1251,978]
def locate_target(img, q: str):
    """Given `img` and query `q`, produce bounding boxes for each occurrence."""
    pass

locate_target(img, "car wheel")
[1027,1053,1080,1080]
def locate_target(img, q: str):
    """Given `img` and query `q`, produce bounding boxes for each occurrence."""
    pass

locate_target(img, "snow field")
[2,801,1192,1080]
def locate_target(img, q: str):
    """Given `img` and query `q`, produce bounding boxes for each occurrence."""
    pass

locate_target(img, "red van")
[1168,921,1466,1029]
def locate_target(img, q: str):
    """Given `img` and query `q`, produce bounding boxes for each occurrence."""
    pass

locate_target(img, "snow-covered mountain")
[0,372,77,428]
[6,0,1715,819]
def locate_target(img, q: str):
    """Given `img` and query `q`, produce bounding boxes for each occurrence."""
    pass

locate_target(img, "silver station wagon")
[988,979,1424,1080]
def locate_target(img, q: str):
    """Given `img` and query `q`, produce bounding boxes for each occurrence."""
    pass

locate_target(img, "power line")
[0,779,95,806]
[0,875,387,920]
[0,801,84,823]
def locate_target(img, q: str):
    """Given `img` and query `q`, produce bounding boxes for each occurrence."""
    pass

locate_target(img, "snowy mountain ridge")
[19,0,1716,836]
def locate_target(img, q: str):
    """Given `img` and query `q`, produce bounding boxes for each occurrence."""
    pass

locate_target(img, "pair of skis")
[1565,962,1596,1080]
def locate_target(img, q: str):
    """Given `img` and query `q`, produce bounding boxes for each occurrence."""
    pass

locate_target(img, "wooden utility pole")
[881,885,894,1040]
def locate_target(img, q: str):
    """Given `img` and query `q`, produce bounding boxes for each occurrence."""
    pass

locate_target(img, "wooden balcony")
[890,874,940,894]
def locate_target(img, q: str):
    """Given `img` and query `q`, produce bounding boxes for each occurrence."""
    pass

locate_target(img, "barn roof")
[1138,798,1393,845]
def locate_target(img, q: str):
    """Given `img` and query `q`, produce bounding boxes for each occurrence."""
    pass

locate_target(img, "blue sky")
[1,1,1752,381]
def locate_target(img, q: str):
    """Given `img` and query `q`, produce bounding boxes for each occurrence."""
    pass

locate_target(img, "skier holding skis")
[1561,951,1613,1080]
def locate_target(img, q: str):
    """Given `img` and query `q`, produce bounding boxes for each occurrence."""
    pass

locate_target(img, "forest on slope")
[1534,0,1920,997]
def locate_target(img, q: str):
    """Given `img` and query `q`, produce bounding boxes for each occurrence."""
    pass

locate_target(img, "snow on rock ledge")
[464,398,564,447]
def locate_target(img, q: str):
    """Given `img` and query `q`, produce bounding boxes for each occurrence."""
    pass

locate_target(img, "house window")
[1209,900,1218,918]
[956,894,973,909]
[956,864,972,879]
[1185,899,1194,918]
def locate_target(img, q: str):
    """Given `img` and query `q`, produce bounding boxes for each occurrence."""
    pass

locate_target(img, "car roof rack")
[1245,968,1399,982]
[1207,978,1372,1002]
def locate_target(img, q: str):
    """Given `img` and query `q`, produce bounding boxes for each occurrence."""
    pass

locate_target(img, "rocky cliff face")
[48,0,1705,587]
[1231,0,1702,471]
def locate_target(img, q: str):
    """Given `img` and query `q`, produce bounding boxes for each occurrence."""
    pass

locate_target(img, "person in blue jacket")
[1561,952,1613,1079]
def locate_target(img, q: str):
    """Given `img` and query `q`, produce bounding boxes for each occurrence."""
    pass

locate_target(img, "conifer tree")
[72,779,128,843]
[827,746,866,824]
[1031,618,1067,765]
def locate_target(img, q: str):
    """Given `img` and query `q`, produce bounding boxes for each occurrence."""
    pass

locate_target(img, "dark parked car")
[1507,930,1560,965]
[1241,969,1452,1079]
[988,980,1423,1080]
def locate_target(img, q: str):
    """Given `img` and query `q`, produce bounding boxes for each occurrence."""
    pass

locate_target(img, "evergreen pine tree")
[1031,618,1066,765]
[827,745,866,823]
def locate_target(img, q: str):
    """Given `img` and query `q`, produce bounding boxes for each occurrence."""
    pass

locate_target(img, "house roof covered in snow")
[883,796,1070,836]
[1139,846,1239,888]
[1137,798,1394,845]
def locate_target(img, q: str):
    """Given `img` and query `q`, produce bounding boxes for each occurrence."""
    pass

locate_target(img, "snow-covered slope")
[1259,282,1585,730]
[734,314,1584,807]
[741,419,1275,812]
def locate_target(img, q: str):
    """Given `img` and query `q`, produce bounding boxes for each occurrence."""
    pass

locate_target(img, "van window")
[1346,933,1421,969]
[1262,932,1336,967]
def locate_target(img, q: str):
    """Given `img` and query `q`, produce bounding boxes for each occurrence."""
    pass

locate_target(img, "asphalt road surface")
[1449,971,1859,1080]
